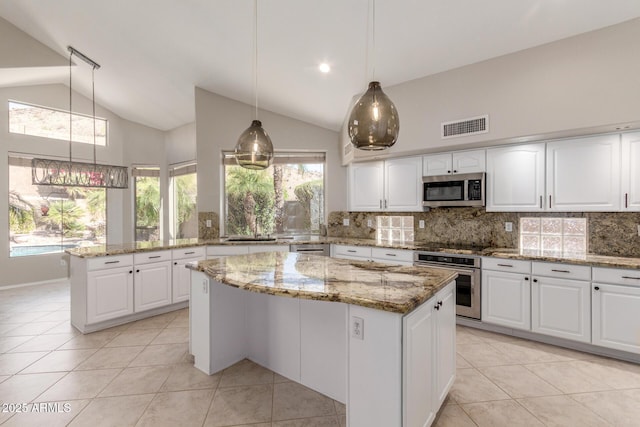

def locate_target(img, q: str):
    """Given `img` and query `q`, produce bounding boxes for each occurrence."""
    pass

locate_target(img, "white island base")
[190,270,456,427]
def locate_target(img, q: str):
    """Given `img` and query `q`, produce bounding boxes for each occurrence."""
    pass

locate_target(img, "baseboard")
[0,277,69,291]
[456,316,640,364]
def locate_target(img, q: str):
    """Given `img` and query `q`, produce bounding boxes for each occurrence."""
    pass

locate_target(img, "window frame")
[8,100,109,146]
[169,161,197,239]
[221,151,327,237]
[132,165,161,242]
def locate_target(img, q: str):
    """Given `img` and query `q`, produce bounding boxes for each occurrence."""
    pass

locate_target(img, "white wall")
[195,87,344,230]
[0,84,167,287]
[350,17,640,160]
[166,122,196,165]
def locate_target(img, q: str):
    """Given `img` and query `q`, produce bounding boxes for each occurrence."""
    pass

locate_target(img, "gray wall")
[351,17,640,161]
[195,87,344,232]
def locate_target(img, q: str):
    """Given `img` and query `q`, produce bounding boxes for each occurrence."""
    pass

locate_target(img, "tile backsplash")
[328,209,640,257]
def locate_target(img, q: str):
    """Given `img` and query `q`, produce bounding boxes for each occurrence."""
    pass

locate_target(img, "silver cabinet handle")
[551,269,571,273]
[385,253,397,257]
[625,193,629,209]
[384,199,388,209]
[184,251,195,255]
[379,200,382,209]
[347,249,357,253]
[621,276,640,280]
[104,260,120,264]
[539,195,543,209]
[148,255,161,259]
[549,195,552,209]
[497,263,513,267]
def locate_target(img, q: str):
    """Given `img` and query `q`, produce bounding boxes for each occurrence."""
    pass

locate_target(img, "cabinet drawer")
[134,250,172,264]
[593,267,640,286]
[172,247,206,260]
[207,245,249,257]
[482,257,531,274]
[371,247,413,263]
[332,245,372,258]
[87,254,133,271]
[532,262,591,281]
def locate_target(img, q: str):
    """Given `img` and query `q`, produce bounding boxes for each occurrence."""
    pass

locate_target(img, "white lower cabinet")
[403,282,455,427]
[531,276,591,343]
[134,259,172,312]
[592,267,640,354]
[87,265,134,324]
[482,259,532,330]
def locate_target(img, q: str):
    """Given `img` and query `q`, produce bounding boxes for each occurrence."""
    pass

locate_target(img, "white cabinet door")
[385,157,422,211]
[482,269,531,330]
[592,283,640,354]
[87,266,134,324]
[486,143,545,212]
[348,161,384,211]
[531,276,591,343]
[434,283,456,407]
[172,256,205,303]
[403,292,436,427]
[621,132,640,211]
[135,261,172,312]
[547,135,621,211]
[452,150,486,174]
[423,153,453,176]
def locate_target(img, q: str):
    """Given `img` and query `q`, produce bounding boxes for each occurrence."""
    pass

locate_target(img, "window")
[9,101,107,145]
[133,166,161,242]
[170,162,197,239]
[520,217,587,258]
[223,152,325,236]
[8,155,106,257]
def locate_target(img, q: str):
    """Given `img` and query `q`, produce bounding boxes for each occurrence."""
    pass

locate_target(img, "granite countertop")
[65,236,640,270]
[187,252,458,314]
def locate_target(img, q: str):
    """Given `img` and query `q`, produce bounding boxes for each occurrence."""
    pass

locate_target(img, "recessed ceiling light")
[318,63,331,73]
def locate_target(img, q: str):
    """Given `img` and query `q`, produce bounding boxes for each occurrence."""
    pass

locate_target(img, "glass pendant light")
[234,0,274,169]
[347,0,399,150]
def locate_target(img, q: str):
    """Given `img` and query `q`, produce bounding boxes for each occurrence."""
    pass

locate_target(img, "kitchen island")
[188,251,458,427]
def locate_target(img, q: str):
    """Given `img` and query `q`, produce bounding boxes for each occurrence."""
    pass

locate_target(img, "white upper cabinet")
[348,161,384,211]
[349,157,422,212]
[423,150,486,176]
[385,157,423,211]
[622,132,640,211]
[486,143,546,212]
[546,135,621,211]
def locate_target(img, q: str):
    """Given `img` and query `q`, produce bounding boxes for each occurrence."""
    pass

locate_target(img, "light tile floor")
[1,282,640,426]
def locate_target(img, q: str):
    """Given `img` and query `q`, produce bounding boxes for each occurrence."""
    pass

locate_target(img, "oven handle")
[414,263,479,274]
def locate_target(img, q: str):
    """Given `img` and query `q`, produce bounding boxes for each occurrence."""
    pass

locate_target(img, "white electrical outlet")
[367,219,372,227]
[419,220,425,229]
[202,279,208,294]
[637,224,640,236]
[505,222,513,232]
[343,218,350,226]
[206,219,212,228]
[59,258,67,267]
[351,316,364,340]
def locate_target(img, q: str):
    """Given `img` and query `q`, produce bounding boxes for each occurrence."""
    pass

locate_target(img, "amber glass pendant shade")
[348,81,399,151]
[234,120,274,170]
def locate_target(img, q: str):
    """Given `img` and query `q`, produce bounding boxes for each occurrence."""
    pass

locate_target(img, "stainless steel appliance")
[414,251,481,319]
[289,243,330,256]
[422,172,485,207]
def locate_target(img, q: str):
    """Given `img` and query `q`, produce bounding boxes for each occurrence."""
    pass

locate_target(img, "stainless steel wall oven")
[414,251,481,319]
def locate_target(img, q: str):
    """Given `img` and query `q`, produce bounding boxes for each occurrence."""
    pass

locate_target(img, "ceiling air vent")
[441,115,489,139]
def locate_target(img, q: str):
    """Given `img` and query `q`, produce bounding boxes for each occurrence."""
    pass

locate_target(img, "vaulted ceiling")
[1,1,640,132]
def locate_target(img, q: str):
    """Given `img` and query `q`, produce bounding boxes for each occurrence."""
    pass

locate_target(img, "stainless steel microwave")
[422,172,485,207]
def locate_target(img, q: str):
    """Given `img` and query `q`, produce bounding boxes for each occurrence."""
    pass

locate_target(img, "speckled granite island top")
[188,252,457,314]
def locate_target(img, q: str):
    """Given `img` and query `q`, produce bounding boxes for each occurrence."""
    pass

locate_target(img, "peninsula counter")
[188,251,457,427]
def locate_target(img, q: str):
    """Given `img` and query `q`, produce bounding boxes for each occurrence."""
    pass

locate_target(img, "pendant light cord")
[92,66,97,166]
[69,52,73,165]
[254,0,259,120]
[372,0,376,81]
